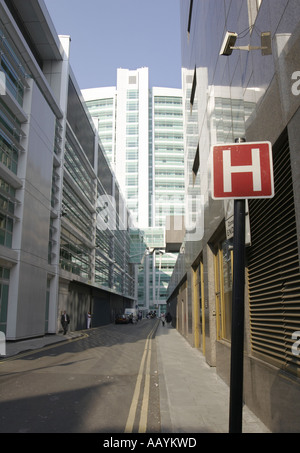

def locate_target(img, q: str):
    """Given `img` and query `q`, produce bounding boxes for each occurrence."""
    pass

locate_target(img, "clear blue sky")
[44,0,182,90]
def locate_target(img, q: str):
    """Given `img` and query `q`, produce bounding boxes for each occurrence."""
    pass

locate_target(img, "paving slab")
[155,322,271,434]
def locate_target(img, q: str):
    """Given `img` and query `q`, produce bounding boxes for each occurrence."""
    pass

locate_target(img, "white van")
[124,308,138,323]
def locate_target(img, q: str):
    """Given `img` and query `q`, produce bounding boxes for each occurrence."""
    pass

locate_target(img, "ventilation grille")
[247,131,300,375]
[129,76,136,85]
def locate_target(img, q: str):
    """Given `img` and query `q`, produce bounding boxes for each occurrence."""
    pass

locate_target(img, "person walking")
[165,312,172,325]
[87,311,92,329]
[161,313,165,327]
[61,310,70,335]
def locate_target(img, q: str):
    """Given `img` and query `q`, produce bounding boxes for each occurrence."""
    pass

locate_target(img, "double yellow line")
[124,320,159,433]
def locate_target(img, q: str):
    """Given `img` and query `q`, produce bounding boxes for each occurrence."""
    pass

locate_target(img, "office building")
[83,68,149,228]
[167,0,300,432]
[0,0,135,341]
[83,70,185,229]
[83,70,185,313]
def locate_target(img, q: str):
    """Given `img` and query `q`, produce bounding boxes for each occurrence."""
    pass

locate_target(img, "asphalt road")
[0,318,161,433]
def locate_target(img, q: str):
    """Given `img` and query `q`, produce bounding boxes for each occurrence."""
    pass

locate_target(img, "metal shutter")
[247,130,300,375]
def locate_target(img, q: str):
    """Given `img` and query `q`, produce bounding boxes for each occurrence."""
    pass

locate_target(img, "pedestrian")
[165,312,172,325]
[161,313,165,327]
[61,310,70,335]
[87,311,92,329]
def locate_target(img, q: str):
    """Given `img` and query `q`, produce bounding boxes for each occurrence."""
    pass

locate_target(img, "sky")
[44,0,182,90]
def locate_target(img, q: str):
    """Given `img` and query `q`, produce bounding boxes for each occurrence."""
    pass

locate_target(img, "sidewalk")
[155,322,271,433]
[3,331,84,358]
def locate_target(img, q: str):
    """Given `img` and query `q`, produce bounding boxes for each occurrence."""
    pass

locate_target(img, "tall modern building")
[82,68,185,313]
[0,0,135,341]
[83,68,149,228]
[151,87,185,228]
[167,0,300,433]
[81,86,117,169]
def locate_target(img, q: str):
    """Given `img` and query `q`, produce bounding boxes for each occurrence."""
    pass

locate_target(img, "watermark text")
[291,71,300,96]
[0,71,6,96]
[0,331,6,356]
[292,331,300,357]
[96,194,204,241]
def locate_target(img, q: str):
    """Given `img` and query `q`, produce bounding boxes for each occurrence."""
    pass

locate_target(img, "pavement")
[2,322,270,434]
[155,322,270,434]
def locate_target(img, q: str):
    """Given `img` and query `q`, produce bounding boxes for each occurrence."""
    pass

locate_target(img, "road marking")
[124,320,159,433]
[138,338,152,433]
[124,339,150,433]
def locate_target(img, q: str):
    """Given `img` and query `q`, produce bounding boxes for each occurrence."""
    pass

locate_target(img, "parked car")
[115,314,130,324]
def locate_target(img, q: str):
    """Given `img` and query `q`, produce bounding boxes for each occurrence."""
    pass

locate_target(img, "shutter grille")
[247,130,300,375]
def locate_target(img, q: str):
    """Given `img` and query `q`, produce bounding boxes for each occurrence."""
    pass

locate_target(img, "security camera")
[220,31,238,56]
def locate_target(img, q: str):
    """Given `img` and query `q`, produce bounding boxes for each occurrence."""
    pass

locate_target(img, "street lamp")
[146,248,164,316]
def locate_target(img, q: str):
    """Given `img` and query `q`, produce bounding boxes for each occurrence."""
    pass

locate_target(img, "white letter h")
[223,148,262,193]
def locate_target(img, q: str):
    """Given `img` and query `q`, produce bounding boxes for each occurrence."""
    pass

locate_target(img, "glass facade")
[125,89,139,219]
[0,24,29,106]
[152,92,184,227]
[59,115,134,296]
[0,177,15,248]
[0,5,135,340]
[0,15,31,339]
[165,0,300,431]
[83,74,185,314]
[0,22,28,214]
[85,97,115,165]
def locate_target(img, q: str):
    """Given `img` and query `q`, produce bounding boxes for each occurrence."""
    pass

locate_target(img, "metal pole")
[229,138,246,433]
[156,250,162,316]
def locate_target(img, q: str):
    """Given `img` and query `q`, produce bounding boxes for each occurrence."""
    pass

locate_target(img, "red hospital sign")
[212,141,274,199]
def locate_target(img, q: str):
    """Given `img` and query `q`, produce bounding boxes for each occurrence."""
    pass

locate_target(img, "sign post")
[212,138,274,433]
[228,138,246,433]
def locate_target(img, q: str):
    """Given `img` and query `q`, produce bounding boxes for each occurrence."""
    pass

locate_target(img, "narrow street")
[0,319,161,433]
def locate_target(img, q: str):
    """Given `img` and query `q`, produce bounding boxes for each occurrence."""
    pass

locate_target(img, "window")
[60,228,91,279]
[154,97,182,106]
[0,178,15,248]
[127,89,138,99]
[126,175,138,187]
[94,258,110,287]
[126,162,138,173]
[0,54,24,105]
[0,131,18,174]
[126,125,139,135]
[63,181,94,240]
[64,135,94,201]
[86,98,113,109]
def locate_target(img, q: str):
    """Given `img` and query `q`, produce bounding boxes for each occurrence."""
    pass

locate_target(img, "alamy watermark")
[291,71,300,96]
[0,71,6,96]
[96,193,204,241]
[292,331,300,357]
[0,331,6,356]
